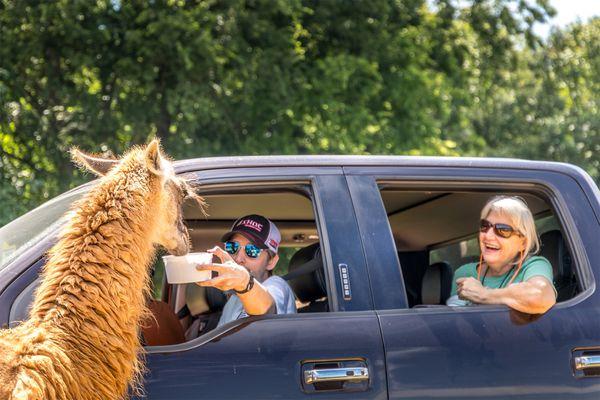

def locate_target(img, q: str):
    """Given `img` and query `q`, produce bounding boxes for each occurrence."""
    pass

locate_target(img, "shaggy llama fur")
[0,141,199,400]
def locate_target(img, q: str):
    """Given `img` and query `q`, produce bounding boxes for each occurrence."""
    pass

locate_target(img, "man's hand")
[456,277,489,304]
[195,246,250,292]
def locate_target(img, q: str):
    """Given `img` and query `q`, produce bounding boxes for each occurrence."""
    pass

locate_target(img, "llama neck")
[30,171,158,352]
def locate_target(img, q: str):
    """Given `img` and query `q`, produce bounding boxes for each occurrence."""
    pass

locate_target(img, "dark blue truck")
[1,156,599,399]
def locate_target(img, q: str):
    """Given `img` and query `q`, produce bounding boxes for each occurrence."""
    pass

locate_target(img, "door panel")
[141,314,387,399]
[380,305,600,399]
[1,169,388,398]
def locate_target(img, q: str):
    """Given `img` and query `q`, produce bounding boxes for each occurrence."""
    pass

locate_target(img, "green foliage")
[472,18,600,178]
[0,0,597,226]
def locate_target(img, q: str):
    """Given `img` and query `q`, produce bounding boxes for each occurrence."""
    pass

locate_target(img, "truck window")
[142,184,328,345]
[378,188,579,308]
[9,183,329,346]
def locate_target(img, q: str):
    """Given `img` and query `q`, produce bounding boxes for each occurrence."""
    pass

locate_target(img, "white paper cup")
[163,252,214,284]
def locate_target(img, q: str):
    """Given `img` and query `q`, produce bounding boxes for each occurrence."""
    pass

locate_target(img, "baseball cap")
[221,214,281,254]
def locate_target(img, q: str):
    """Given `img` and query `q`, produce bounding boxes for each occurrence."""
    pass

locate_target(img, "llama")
[0,140,203,399]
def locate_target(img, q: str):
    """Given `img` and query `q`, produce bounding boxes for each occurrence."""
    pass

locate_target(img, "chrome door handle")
[304,367,369,384]
[574,356,600,370]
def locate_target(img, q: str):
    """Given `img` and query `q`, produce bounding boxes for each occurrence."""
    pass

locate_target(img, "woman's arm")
[456,276,556,314]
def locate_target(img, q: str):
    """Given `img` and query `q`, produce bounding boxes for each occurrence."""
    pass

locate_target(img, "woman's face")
[479,210,527,272]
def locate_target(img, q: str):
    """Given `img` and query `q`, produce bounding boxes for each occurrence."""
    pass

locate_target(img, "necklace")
[481,265,516,289]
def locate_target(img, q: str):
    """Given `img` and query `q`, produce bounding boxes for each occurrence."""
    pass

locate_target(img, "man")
[196,214,296,326]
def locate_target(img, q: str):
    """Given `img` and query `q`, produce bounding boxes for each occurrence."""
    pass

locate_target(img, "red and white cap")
[221,214,281,254]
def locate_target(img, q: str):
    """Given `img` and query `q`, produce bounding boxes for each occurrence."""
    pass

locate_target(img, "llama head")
[71,139,205,256]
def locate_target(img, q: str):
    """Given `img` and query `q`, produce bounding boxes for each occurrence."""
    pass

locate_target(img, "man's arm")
[236,280,276,315]
[456,276,556,314]
[196,247,276,316]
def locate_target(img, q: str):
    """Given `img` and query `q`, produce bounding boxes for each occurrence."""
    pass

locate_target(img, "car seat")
[284,243,328,313]
[539,230,577,301]
[183,284,228,340]
[420,261,453,305]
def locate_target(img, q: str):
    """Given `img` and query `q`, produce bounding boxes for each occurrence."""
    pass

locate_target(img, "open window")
[142,182,329,346]
[7,181,330,346]
[377,187,580,308]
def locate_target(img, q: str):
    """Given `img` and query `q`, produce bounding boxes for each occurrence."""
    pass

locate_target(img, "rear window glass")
[0,188,89,271]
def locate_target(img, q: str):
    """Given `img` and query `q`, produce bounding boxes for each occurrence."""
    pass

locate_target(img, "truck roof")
[174,154,586,176]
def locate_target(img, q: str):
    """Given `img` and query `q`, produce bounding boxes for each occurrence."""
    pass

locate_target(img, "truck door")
[346,166,600,400]
[138,167,387,399]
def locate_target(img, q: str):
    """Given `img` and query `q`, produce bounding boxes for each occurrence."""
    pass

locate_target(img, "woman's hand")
[195,246,250,292]
[456,277,490,304]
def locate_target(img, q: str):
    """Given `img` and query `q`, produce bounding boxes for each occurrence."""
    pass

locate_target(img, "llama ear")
[70,148,118,176]
[145,139,165,176]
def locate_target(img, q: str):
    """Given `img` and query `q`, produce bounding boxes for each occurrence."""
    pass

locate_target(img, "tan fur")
[0,141,202,400]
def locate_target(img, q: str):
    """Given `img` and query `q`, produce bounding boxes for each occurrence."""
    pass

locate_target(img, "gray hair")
[480,196,540,261]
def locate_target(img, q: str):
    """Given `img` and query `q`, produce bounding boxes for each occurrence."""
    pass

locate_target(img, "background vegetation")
[1,0,598,226]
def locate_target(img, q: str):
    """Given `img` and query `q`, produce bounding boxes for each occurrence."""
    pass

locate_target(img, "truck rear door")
[347,165,600,399]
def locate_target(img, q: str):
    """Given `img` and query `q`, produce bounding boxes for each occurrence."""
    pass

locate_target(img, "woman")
[446,196,557,314]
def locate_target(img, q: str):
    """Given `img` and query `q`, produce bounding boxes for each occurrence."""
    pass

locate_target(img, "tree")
[472,18,599,179]
[3,0,594,227]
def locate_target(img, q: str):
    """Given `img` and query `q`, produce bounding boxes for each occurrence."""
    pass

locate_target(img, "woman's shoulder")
[454,262,479,278]
[524,255,552,268]
[521,255,555,283]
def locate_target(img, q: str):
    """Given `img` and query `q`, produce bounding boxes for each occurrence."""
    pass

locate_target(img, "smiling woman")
[447,196,557,314]
[377,185,577,311]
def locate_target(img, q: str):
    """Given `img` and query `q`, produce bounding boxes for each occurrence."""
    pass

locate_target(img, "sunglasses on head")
[224,241,263,258]
[480,219,522,238]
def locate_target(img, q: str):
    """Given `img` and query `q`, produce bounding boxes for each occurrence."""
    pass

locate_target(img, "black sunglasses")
[479,219,522,239]
[224,241,263,259]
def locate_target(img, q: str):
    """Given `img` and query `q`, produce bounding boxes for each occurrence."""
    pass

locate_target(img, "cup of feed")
[162,252,214,284]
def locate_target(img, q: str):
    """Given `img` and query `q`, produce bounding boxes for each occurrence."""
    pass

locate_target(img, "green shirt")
[450,256,555,297]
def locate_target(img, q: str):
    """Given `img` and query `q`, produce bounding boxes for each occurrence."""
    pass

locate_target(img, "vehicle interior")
[140,183,580,346]
[142,185,328,346]
[3,179,581,348]
[378,188,579,308]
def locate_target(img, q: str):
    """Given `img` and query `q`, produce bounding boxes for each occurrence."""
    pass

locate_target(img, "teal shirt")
[450,256,555,297]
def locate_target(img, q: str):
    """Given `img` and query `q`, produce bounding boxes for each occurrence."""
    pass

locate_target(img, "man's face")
[228,233,279,282]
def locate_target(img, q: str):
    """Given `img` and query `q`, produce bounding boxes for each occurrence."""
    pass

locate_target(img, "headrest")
[284,243,326,303]
[540,229,572,280]
[421,261,452,305]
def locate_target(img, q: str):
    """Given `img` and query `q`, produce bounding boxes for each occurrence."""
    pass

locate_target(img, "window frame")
[345,166,595,313]
[161,179,327,320]
[147,168,376,353]
[1,165,377,354]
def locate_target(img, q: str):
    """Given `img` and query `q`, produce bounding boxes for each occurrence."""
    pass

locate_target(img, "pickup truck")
[1,156,599,399]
